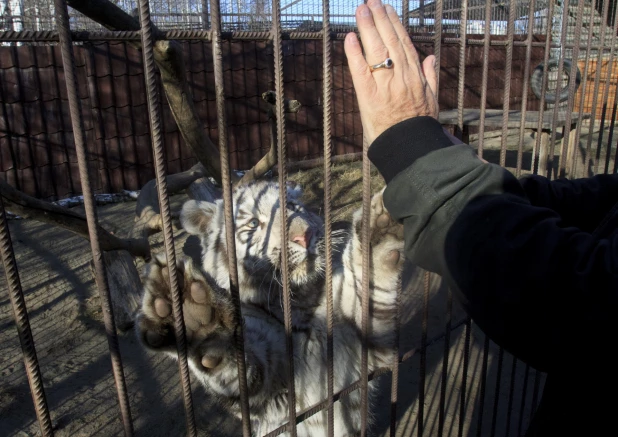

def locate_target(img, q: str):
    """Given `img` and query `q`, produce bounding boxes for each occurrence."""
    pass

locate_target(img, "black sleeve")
[520,174,618,233]
[368,117,618,372]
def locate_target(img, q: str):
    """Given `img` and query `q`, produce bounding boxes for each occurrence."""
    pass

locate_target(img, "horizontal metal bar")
[2,29,614,50]
[262,316,468,437]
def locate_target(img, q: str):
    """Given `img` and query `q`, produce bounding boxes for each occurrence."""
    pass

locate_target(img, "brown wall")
[0,36,545,200]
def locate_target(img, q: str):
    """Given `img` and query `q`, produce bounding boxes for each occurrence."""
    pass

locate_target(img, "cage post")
[321,0,335,435]
[557,0,586,176]
[53,0,134,435]
[0,194,53,437]
[498,0,517,168]
[532,0,556,176]
[476,0,493,159]
[272,0,299,434]
[135,0,198,435]
[209,0,253,435]
[593,3,618,175]
[582,0,612,173]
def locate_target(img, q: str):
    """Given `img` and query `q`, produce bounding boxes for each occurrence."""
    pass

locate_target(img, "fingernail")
[359,4,371,16]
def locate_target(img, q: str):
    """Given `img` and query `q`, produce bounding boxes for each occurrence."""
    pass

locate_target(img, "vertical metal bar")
[582,0,612,174]
[359,84,372,437]
[517,364,531,437]
[594,5,618,175]
[210,0,252,435]
[515,0,536,177]
[359,4,371,435]
[0,196,53,436]
[476,0,493,159]
[322,0,335,435]
[571,0,599,178]
[556,0,585,178]
[272,0,298,434]
[433,0,443,90]
[498,0,517,167]
[456,0,467,137]
[418,272,430,437]
[389,276,402,437]
[53,1,134,435]
[437,289,453,437]
[532,0,555,175]
[135,1,196,436]
[490,346,504,437]
[504,358,518,437]
[458,318,471,437]
[475,335,490,437]
[402,0,410,34]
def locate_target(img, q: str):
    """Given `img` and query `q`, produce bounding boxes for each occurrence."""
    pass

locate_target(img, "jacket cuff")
[368,116,455,183]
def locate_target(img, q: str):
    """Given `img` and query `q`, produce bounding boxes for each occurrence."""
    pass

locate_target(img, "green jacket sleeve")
[368,117,618,372]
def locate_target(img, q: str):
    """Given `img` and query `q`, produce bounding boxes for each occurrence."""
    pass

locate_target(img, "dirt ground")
[1,158,547,436]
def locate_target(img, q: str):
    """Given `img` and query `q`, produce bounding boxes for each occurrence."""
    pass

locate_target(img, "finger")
[366,0,406,66]
[422,55,438,96]
[385,4,421,70]
[344,32,377,96]
[356,4,389,66]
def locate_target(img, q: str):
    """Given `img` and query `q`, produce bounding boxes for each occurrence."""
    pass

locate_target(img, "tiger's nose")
[291,229,312,248]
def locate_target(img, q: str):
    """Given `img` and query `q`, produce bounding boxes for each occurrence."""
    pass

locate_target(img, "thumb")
[422,55,438,97]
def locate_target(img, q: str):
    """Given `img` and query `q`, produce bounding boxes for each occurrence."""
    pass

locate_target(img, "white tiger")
[136,180,435,436]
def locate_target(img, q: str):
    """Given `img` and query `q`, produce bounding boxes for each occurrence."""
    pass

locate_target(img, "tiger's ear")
[286,181,303,200]
[180,200,218,235]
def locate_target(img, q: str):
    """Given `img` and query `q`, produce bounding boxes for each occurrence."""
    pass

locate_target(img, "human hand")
[344,0,438,144]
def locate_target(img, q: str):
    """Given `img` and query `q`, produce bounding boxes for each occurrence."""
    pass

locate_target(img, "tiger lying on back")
[136,180,435,436]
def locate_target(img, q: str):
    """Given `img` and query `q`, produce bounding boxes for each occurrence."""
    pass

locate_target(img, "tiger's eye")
[248,218,260,228]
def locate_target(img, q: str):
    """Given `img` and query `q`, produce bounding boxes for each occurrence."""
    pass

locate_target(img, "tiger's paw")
[136,253,235,371]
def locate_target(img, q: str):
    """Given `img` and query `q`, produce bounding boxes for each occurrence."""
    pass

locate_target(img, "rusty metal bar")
[209,0,252,435]
[417,272,430,436]
[389,276,402,437]
[583,0,612,173]
[2,28,618,49]
[135,0,196,435]
[458,317,471,437]
[272,0,298,434]
[517,364,531,437]
[476,335,491,437]
[515,0,536,177]
[498,0,517,167]
[263,317,469,437]
[321,0,335,435]
[53,0,134,435]
[571,0,599,178]
[0,196,53,436]
[490,346,505,437]
[359,86,372,437]
[504,358,518,436]
[437,289,453,436]
[475,0,492,158]
[359,3,372,433]
[532,0,555,175]
[595,6,618,175]
[455,0,467,138]
[433,0,443,89]
[403,0,410,32]
[557,0,586,179]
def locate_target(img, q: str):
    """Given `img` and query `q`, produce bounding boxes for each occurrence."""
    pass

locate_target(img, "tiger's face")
[181,181,325,305]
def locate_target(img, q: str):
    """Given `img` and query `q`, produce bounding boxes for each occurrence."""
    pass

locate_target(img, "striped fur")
[137,180,435,436]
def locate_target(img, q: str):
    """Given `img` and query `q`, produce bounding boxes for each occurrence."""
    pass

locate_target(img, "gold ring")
[369,57,394,72]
